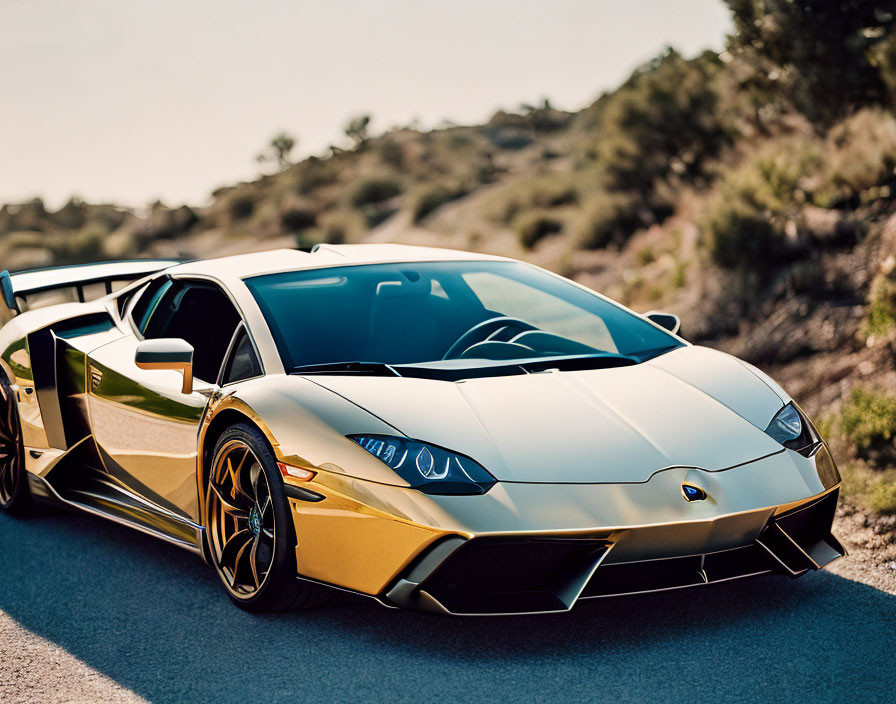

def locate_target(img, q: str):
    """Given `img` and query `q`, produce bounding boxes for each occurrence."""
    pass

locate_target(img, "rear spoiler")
[0,259,180,316]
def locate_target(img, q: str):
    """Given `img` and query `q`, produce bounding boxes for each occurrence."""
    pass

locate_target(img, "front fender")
[199,374,413,499]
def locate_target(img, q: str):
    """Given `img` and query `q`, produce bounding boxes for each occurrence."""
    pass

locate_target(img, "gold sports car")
[0,245,844,614]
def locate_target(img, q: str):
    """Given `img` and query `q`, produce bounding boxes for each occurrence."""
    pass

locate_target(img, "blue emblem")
[681,483,707,502]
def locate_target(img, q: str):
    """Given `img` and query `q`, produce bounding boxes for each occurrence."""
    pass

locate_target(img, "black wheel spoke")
[249,536,262,588]
[220,528,254,583]
[210,480,249,515]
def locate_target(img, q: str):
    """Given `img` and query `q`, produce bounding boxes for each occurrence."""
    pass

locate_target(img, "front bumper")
[289,445,843,614]
[386,489,843,615]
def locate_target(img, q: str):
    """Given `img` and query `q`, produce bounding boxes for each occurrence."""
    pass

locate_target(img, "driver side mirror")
[645,311,681,336]
[135,338,194,394]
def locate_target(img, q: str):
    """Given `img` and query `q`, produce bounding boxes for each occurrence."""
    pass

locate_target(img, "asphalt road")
[1,508,895,704]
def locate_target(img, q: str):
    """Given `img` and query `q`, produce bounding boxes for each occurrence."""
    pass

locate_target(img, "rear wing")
[0,259,180,318]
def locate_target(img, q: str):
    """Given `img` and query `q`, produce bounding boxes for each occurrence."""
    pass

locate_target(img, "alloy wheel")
[207,439,276,597]
[0,382,21,506]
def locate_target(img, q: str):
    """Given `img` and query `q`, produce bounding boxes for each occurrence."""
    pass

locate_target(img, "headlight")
[348,435,496,495]
[765,402,819,455]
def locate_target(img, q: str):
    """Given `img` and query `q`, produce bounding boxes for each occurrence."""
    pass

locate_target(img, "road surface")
[1,508,894,703]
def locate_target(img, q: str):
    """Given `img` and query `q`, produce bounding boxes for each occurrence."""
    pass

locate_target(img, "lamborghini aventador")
[0,245,844,614]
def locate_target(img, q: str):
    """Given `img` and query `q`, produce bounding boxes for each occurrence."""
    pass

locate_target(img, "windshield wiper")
[633,343,683,362]
[290,361,401,377]
[520,353,639,373]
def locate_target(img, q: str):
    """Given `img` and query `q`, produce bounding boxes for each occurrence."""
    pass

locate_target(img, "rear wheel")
[205,423,326,611]
[0,376,31,516]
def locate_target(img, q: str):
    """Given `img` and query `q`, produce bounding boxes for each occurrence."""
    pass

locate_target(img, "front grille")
[419,537,608,614]
[581,543,774,599]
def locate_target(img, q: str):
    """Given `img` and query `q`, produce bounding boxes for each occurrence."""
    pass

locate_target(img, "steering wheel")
[442,316,538,360]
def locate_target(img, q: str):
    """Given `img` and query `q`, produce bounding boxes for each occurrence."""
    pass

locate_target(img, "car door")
[87,277,242,522]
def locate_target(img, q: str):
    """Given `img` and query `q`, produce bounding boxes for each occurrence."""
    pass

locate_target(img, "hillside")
[2,2,896,561]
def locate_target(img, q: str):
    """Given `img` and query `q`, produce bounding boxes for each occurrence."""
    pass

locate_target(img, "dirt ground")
[828,504,896,595]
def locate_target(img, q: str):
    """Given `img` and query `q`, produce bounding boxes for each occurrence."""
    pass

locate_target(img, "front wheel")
[0,376,32,516]
[205,423,326,611]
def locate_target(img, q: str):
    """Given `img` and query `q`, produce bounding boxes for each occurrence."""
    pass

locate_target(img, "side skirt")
[28,471,206,558]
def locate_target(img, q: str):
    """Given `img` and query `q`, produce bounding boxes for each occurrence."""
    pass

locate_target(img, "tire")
[0,375,32,516]
[205,423,327,611]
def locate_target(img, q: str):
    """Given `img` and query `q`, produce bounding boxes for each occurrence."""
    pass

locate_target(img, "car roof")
[165,244,510,281]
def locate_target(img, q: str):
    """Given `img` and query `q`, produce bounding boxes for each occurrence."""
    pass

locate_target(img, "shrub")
[702,197,782,269]
[349,176,403,207]
[514,211,563,249]
[378,138,405,169]
[295,156,341,194]
[574,193,640,249]
[814,108,896,207]
[870,476,896,515]
[410,184,467,223]
[866,270,896,337]
[636,246,655,266]
[48,223,107,265]
[529,179,577,209]
[229,194,255,220]
[724,0,895,126]
[593,49,731,192]
[280,205,316,232]
[840,387,896,455]
[317,210,359,244]
[839,463,896,516]
[699,138,821,270]
[50,197,87,230]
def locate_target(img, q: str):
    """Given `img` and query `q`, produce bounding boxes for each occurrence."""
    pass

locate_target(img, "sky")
[0,0,732,208]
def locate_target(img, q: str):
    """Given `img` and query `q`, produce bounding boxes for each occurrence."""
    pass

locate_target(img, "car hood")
[309,346,787,483]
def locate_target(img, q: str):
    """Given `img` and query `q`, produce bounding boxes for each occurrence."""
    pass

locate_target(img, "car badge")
[681,483,707,502]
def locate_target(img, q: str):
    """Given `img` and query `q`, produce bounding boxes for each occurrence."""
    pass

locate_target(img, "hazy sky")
[1,0,732,208]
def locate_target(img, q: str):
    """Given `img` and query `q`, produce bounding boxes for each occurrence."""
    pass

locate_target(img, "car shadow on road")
[1,509,895,703]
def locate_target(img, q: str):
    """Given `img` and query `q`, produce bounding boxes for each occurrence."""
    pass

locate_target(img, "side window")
[142,281,242,382]
[117,282,148,318]
[221,327,262,385]
[129,277,173,333]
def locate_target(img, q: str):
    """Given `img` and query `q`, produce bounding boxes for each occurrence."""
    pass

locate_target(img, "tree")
[344,114,371,147]
[256,131,296,170]
[594,49,731,193]
[724,0,896,127]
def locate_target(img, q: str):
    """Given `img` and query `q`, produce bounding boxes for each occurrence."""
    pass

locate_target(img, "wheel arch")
[197,401,281,527]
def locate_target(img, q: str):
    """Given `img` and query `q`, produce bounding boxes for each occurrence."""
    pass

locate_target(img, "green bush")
[295,156,342,194]
[866,270,896,337]
[814,109,896,207]
[724,0,895,126]
[702,198,782,269]
[574,193,640,249]
[410,184,467,223]
[528,179,577,209]
[699,138,820,270]
[636,246,655,266]
[229,194,255,220]
[349,176,403,207]
[592,49,731,192]
[840,387,896,454]
[514,211,563,249]
[869,476,896,515]
[280,206,316,232]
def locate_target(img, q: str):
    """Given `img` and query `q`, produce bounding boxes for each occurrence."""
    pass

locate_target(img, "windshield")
[244,261,681,372]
